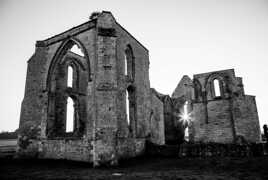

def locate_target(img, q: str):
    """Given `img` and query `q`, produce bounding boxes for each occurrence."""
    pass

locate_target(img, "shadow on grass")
[1,156,268,180]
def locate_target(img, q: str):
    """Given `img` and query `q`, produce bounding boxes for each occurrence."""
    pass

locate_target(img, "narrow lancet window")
[124,54,128,75]
[126,90,130,125]
[213,79,221,97]
[67,66,73,88]
[124,45,134,79]
[66,97,74,132]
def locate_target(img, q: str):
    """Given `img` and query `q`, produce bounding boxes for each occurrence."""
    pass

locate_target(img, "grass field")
[0,139,17,146]
[1,156,268,180]
[0,140,267,179]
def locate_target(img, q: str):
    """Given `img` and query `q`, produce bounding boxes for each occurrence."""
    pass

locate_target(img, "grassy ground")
[1,156,268,180]
[0,139,17,146]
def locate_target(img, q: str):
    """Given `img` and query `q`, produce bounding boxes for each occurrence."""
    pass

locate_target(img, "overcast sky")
[1,0,268,132]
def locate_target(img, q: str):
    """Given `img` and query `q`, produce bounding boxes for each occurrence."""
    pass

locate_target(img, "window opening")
[67,66,73,87]
[180,101,190,141]
[213,79,221,97]
[124,54,128,75]
[70,44,84,56]
[126,90,130,125]
[66,97,74,132]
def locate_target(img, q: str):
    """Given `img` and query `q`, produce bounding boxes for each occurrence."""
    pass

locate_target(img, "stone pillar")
[92,15,118,166]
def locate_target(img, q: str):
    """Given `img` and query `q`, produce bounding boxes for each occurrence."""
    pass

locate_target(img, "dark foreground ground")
[1,156,268,180]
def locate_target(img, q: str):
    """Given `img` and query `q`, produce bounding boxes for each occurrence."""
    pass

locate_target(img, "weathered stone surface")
[172,75,193,100]
[150,89,165,145]
[190,69,261,143]
[18,11,261,166]
[18,11,151,166]
[117,138,145,159]
[179,142,267,157]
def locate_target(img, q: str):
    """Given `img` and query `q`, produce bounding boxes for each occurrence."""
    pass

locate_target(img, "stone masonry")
[18,11,152,166]
[18,11,261,166]
[172,69,261,143]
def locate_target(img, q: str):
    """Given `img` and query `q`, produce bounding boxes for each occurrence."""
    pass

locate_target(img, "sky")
[0,0,268,132]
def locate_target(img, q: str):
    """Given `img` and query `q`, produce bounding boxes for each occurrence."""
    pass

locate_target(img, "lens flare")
[179,111,191,125]
[178,101,192,126]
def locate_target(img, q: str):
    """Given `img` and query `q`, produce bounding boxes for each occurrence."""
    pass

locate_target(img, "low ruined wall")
[117,138,146,159]
[146,141,268,157]
[146,141,179,157]
[39,139,93,162]
[179,142,268,157]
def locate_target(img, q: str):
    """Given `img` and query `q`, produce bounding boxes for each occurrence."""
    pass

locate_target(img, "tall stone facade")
[18,11,158,166]
[18,11,261,165]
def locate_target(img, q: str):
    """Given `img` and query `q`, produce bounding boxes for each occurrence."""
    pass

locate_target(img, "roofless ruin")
[18,11,261,166]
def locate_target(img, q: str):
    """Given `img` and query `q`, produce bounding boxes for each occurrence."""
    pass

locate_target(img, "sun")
[178,101,192,126]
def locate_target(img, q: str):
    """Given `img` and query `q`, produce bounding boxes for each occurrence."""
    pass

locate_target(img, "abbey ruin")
[18,11,261,166]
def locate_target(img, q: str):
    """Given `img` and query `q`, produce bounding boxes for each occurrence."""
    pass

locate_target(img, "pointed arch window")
[213,79,221,97]
[67,65,73,88]
[46,39,90,138]
[124,45,135,80]
[124,53,128,76]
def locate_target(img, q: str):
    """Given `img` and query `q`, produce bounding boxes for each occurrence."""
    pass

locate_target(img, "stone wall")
[18,21,96,161]
[40,139,93,162]
[172,75,193,100]
[150,89,165,145]
[146,142,268,158]
[18,11,151,166]
[179,142,267,157]
[117,138,146,159]
[18,11,261,166]
[192,100,235,143]
[115,19,151,139]
[233,95,261,143]
[190,69,261,143]
[150,89,188,145]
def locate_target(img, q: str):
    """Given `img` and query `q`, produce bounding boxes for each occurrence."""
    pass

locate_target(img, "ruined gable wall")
[19,27,96,161]
[172,75,193,100]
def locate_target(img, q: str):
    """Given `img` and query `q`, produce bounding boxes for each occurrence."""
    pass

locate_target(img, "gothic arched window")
[124,45,135,80]
[47,39,90,138]
[213,79,221,97]
[67,65,73,88]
